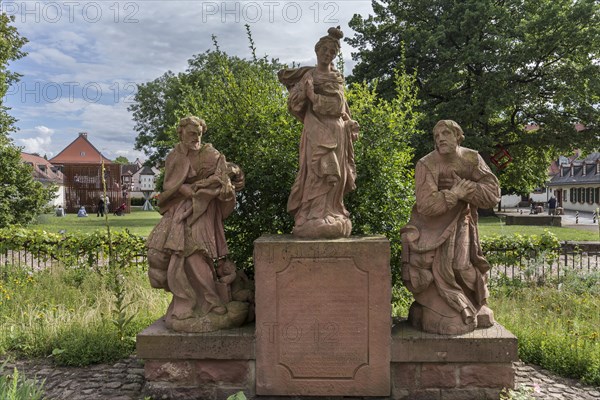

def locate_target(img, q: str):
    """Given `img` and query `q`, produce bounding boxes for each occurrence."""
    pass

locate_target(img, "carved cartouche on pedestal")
[146,116,253,333]
[401,119,500,335]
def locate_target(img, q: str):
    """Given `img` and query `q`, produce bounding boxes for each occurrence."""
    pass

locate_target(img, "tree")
[0,15,56,227]
[346,67,422,283]
[113,156,130,164]
[0,137,56,227]
[130,28,420,277]
[130,32,302,269]
[0,13,27,135]
[348,0,600,192]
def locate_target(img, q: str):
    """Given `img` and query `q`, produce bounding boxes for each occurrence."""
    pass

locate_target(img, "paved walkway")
[2,356,600,399]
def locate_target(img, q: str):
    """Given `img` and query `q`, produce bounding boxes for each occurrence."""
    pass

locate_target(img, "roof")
[548,152,600,186]
[138,166,156,176]
[49,132,112,165]
[121,164,139,176]
[21,152,64,184]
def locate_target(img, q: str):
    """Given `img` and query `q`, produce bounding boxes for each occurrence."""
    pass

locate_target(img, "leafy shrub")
[391,285,414,317]
[0,227,146,272]
[130,197,146,206]
[346,67,421,285]
[481,230,560,271]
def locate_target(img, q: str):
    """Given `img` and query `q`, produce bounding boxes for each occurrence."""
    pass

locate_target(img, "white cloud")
[28,47,77,68]
[34,125,55,136]
[16,124,54,155]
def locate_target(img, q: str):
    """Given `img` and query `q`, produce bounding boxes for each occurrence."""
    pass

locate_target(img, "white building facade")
[547,153,600,213]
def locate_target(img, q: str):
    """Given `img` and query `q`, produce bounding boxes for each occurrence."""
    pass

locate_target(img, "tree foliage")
[0,14,27,135]
[348,0,600,191]
[113,156,130,164]
[130,33,301,269]
[0,138,56,227]
[497,145,554,196]
[346,68,421,283]
[0,15,55,227]
[130,28,420,275]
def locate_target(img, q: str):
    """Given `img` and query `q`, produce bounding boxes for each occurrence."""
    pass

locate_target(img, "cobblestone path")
[1,357,599,399]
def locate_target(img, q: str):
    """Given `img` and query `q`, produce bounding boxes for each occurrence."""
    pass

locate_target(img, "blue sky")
[2,0,373,161]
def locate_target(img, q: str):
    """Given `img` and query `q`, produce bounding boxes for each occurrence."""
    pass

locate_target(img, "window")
[579,188,585,204]
[587,188,593,204]
[563,190,567,202]
[80,151,86,156]
[570,188,575,203]
[596,188,600,205]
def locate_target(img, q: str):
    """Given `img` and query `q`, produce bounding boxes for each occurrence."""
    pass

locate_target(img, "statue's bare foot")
[212,305,227,315]
[172,310,194,320]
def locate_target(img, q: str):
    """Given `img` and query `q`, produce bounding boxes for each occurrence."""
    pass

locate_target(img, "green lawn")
[478,216,598,242]
[33,208,161,236]
[32,211,598,241]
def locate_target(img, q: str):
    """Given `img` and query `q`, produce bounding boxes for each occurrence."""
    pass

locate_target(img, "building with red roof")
[49,132,123,213]
[20,152,65,207]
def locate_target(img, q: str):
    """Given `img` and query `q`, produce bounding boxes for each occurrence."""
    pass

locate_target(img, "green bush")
[0,227,146,272]
[346,67,421,284]
[391,284,414,317]
[481,230,561,271]
[130,197,146,206]
[130,30,421,278]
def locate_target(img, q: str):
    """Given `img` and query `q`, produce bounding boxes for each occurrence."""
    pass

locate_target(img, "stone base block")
[137,277,518,399]
[254,235,392,397]
[137,319,256,400]
[505,214,562,226]
[391,320,518,399]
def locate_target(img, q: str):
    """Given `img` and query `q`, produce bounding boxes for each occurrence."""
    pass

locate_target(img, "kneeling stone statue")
[401,120,500,335]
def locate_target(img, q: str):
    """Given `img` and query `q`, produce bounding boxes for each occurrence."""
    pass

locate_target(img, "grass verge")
[489,272,600,385]
[0,263,169,366]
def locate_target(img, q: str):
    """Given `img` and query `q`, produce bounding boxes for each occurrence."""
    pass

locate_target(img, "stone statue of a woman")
[278,26,359,239]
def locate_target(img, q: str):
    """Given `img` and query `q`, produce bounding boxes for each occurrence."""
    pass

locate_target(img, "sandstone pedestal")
[254,235,392,397]
[137,319,256,400]
[391,319,518,399]
[136,234,517,399]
